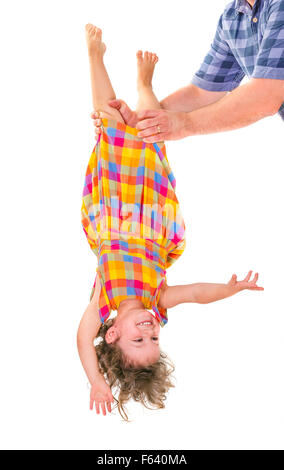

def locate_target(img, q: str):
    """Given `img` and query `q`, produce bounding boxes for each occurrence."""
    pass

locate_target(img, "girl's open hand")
[90,374,114,415]
[228,271,264,291]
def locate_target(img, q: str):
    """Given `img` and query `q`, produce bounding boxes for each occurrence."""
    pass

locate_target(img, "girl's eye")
[133,338,159,342]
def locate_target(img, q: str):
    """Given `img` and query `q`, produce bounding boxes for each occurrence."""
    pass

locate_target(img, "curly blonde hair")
[95,318,175,421]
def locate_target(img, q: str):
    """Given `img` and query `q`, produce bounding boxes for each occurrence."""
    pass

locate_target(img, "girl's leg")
[85,24,124,122]
[136,51,164,145]
[136,50,162,112]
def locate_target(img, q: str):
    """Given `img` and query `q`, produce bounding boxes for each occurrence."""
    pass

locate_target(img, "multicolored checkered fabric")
[81,118,186,326]
[191,0,284,120]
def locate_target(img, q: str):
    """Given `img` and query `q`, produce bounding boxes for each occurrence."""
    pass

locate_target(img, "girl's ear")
[105,325,119,344]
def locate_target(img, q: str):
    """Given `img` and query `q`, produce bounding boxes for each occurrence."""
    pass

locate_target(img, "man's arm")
[160,83,228,113]
[158,271,264,309]
[183,78,284,135]
[135,77,284,143]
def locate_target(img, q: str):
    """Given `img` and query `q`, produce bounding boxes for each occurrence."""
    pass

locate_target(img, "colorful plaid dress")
[81,118,186,327]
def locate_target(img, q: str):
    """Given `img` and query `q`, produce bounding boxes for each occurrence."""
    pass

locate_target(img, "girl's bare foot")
[136,50,159,90]
[85,24,106,58]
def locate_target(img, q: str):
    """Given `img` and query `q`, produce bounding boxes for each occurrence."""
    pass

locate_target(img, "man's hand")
[136,109,189,143]
[91,99,139,138]
[90,373,114,415]
[227,271,264,292]
[90,101,189,143]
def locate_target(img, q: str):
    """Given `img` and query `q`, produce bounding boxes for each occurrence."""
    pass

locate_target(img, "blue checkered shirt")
[191,0,284,120]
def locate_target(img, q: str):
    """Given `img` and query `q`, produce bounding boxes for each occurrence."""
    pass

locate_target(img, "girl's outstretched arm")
[77,278,114,415]
[159,271,264,309]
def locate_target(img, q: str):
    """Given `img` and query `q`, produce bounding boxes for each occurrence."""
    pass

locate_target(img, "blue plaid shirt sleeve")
[252,0,284,79]
[190,13,245,92]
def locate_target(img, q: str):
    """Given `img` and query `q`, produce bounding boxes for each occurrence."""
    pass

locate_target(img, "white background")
[0,0,283,450]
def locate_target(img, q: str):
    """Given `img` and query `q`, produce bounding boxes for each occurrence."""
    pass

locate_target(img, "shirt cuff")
[252,67,284,80]
[190,74,240,92]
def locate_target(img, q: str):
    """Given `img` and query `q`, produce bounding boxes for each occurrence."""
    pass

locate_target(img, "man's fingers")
[143,133,167,144]
[90,111,102,121]
[136,110,161,122]
[108,99,122,110]
[137,125,163,139]
[136,117,160,131]
[108,99,136,126]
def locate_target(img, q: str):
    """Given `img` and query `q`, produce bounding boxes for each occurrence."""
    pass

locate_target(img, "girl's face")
[105,308,161,367]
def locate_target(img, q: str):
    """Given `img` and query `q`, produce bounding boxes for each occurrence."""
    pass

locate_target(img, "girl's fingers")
[228,274,237,286]
[95,402,100,414]
[90,398,94,410]
[106,395,114,413]
[244,270,253,282]
[101,402,107,416]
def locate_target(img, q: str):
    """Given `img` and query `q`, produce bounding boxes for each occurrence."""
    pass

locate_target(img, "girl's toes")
[136,50,143,61]
[144,51,149,60]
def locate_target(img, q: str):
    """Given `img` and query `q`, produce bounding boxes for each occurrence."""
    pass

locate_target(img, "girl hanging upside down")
[77,23,264,421]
